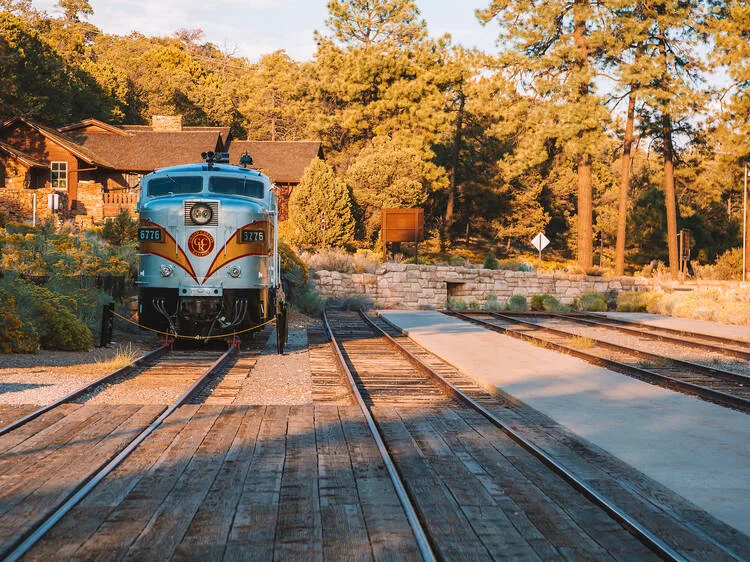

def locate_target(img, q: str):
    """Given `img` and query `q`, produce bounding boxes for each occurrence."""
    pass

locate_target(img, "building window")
[126,173,143,188]
[51,161,68,189]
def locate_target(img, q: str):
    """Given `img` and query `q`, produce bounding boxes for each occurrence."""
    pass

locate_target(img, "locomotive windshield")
[147,175,203,197]
[209,176,264,198]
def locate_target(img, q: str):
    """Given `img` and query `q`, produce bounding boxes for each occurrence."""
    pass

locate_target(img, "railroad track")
[0,346,237,560]
[555,312,750,359]
[324,310,688,561]
[449,311,750,413]
[0,345,170,437]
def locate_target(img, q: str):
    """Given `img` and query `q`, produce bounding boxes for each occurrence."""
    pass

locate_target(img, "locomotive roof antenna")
[239,151,253,168]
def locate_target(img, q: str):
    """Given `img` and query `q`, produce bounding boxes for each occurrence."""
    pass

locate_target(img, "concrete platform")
[600,312,750,342]
[380,310,750,536]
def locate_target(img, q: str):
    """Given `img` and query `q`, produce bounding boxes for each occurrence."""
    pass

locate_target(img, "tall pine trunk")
[577,155,593,269]
[662,112,679,278]
[574,0,593,270]
[614,93,636,275]
[445,89,465,243]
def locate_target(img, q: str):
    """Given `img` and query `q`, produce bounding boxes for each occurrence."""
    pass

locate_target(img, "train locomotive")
[136,151,287,352]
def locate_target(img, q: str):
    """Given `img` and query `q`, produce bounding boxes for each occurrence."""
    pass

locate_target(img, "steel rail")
[486,311,750,349]
[449,311,750,412]
[546,312,750,361]
[0,344,171,437]
[581,312,750,348]
[363,311,686,562]
[2,346,237,562]
[484,312,750,386]
[322,310,436,562]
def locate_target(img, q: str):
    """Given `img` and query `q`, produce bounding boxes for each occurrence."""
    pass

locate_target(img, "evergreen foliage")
[101,209,138,246]
[0,1,746,273]
[483,251,499,270]
[289,158,356,248]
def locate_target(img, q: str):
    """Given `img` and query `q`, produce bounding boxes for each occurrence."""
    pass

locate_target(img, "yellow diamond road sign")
[531,232,550,251]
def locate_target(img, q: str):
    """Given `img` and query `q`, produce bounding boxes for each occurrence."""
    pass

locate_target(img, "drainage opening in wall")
[446,282,466,307]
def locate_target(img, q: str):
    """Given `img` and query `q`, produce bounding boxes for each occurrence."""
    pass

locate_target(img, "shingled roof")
[0,141,48,168]
[66,131,224,171]
[227,141,323,183]
[1,117,114,167]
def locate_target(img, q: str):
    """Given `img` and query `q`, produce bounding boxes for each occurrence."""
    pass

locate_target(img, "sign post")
[531,232,550,263]
[381,209,424,260]
[320,211,326,249]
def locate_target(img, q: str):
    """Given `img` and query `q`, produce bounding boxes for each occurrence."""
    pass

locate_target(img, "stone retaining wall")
[312,264,653,309]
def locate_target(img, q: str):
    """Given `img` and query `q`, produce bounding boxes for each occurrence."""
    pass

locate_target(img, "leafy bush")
[327,294,373,311]
[577,292,608,312]
[483,251,499,270]
[507,295,529,312]
[484,293,503,311]
[301,248,382,274]
[584,266,605,277]
[101,209,138,246]
[616,291,650,312]
[542,296,564,312]
[468,300,481,310]
[709,248,742,280]
[497,259,533,272]
[1,277,92,351]
[293,280,325,316]
[279,242,309,303]
[531,294,554,311]
[446,296,467,310]
[0,288,39,353]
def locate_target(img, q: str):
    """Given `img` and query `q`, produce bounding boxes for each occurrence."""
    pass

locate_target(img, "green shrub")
[327,294,373,311]
[712,248,742,280]
[577,292,608,312]
[0,277,92,351]
[531,294,553,311]
[483,251,499,270]
[616,291,649,312]
[497,259,533,272]
[0,288,39,353]
[101,209,138,246]
[468,300,481,311]
[584,266,605,277]
[542,296,564,312]
[446,296,467,310]
[507,295,529,312]
[280,242,309,303]
[293,281,325,316]
[484,293,503,311]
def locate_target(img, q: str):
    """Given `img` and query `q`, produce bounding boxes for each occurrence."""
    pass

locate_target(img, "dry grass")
[643,288,750,327]
[94,343,140,371]
[569,335,596,349]
[301,248,381,274]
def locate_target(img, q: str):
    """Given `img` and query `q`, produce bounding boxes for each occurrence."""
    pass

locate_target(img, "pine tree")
[288,158,356,248]
[346,135,447,243]
[615,0,707,278]
[477,0,610,269]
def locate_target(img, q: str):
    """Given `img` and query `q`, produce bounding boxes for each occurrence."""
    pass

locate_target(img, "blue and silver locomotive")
[136,151,287,351]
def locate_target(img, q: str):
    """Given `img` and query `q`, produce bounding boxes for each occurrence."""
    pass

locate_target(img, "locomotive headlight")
[160,264,174,277]
[227,265,242,278]
[190,202,213,225]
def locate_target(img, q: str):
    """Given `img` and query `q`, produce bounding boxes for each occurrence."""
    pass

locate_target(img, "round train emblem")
[188,230,214,257]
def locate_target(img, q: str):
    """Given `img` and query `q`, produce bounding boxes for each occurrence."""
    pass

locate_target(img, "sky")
[30,0,502,61]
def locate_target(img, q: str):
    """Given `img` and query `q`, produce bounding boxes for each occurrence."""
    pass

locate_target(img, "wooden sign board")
[381,208,424,242]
